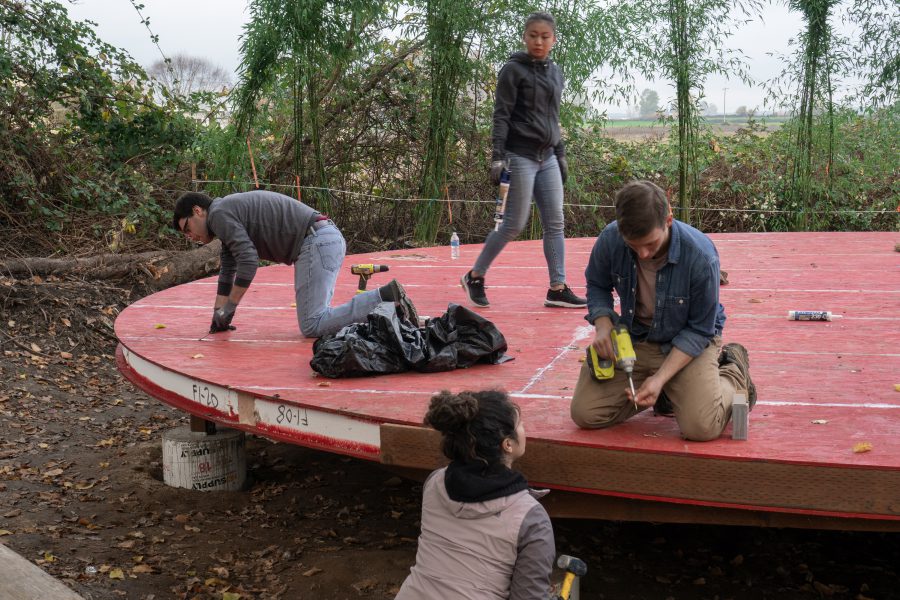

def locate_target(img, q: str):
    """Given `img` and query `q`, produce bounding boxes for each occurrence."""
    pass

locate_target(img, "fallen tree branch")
[0,240,222,290]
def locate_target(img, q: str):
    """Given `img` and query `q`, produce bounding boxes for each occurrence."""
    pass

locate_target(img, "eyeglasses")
[180,217,192,235]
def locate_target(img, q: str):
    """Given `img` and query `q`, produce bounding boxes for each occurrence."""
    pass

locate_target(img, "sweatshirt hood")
[508,50,551,68]
[437,462,530,520]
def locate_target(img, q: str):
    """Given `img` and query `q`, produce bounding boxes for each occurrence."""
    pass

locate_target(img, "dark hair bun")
[425,390,478,433]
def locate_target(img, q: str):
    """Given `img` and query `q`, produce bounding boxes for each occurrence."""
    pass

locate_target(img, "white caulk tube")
[787,310,842,321]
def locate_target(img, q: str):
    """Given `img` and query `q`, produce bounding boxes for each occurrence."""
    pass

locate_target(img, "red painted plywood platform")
[116,232,900,529]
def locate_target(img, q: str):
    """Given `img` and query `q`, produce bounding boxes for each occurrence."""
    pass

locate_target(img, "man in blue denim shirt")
[570,181,755,441]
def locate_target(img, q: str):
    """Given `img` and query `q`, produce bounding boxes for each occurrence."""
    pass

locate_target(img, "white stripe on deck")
[518,325,594,394]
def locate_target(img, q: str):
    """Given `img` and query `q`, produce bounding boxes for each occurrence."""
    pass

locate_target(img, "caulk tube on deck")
[787,310,842,321]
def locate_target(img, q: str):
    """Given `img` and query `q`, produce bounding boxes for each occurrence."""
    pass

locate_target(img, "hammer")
[556,554,587,600]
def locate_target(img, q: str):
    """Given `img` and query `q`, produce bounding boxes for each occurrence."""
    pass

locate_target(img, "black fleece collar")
[444,460,528,503]
[509,50,551,68]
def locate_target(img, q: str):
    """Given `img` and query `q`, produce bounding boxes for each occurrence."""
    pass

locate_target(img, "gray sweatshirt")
[206,191,319,293]
[492,51,565,163]
[396,467,555,600]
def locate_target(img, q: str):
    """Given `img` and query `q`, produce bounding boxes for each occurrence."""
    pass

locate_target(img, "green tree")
[617,0,761,224]
[639,88,660,117]
[765,0,897,229]
[232,0,397,213]
[0,0,196,246]
[846,0,899,107]
[784,0,839,228]
[414,0,481,242]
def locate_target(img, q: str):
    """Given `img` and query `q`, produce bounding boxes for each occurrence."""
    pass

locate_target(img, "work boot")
[653,390,675,417]
[719,343,757,409]
[461,271,489,307]
[544,285,587,308]
[383,279,419,326]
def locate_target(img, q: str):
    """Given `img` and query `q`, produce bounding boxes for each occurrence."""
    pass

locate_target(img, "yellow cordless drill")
[350,264,389,294]
[586,324,638,409]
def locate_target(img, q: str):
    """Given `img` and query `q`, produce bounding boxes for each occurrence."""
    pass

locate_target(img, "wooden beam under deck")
[380,423,900,530]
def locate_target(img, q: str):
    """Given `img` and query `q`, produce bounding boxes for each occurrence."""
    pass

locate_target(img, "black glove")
[490,160,508,186]
[557,156,568,187]
[209,301,237,333]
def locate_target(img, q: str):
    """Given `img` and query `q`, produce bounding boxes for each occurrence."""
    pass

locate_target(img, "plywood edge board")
[379,424,900,517]
[542,491,900,532]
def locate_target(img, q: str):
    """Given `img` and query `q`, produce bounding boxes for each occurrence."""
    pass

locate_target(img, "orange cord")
[246,138,259,189]
[445,185,452,224]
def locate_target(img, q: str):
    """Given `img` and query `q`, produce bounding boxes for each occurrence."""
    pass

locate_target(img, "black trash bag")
[418,303,512,372]
[310,303,426,378]
[310,302,512,378]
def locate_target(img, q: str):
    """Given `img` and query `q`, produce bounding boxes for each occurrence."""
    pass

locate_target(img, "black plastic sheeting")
[310,302,513,378]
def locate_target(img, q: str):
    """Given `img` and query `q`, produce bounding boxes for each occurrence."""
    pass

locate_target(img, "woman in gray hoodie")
[396,390,555,599]
[461,11,586,310]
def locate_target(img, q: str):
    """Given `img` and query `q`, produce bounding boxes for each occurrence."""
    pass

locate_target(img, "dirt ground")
[1,275,899,600]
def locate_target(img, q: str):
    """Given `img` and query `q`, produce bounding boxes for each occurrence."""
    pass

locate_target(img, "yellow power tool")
[586,324,638,409]
[350,264,389,294]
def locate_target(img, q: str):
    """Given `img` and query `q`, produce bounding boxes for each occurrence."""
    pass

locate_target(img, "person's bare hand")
[629,375,663,409]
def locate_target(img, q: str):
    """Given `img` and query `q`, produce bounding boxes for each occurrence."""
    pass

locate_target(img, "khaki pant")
[570,337,746,441]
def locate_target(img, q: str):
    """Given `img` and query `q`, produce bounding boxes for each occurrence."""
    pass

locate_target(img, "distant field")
[602,116,789,140]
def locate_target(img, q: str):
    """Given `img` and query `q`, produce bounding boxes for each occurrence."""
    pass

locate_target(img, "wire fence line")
[190,179,897,216]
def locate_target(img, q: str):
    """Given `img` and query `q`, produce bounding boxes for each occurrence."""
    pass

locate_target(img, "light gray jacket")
[396,467,555,600]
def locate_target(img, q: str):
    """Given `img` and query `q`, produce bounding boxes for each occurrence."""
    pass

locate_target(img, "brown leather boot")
[719,343,756,409]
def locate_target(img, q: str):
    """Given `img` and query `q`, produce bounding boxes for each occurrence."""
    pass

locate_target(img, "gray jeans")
[293,223,384,338]
[472,152,567,286]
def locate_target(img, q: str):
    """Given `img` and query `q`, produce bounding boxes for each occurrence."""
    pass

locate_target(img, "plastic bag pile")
[310,303,513,378]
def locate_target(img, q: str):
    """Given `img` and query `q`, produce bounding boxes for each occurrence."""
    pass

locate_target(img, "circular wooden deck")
[116,233,900,530]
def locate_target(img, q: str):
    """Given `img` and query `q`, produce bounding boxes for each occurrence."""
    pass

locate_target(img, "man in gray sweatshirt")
[173,190,417,337]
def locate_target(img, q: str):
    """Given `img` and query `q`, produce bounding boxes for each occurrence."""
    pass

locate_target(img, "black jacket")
[491,51,565,163]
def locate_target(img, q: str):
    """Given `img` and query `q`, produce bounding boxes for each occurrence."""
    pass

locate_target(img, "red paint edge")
[117,345,899,521]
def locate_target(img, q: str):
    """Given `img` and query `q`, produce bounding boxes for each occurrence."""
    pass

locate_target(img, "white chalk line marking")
[119,336,306,344]
[724,288,900,293]
[228,387,900,410]
[518,325,594,395]
[129,303,560,316]
[753,350,900,357]
[119,335,900,358]
[131,304,291,310]
[761,401,899,409]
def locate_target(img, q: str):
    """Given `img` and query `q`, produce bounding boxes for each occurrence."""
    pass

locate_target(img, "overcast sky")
[66,0,809,115]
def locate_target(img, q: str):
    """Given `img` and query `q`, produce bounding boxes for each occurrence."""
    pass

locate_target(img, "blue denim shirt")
[584,220,726,357]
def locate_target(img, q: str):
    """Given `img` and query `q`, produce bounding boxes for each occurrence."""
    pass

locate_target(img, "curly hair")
[424,390,519,467]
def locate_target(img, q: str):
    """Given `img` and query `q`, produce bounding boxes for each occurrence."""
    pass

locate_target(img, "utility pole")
[722,88,728,125]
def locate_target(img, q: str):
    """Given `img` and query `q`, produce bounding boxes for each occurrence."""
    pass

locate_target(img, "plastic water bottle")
[450,232,460,260]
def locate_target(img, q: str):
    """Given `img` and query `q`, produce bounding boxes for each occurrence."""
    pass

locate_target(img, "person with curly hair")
[396,389,554,599]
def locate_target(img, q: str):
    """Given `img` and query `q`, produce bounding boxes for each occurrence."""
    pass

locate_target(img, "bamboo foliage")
[787,0,838,227]
[763,0,897,230]
[669,0,699,222]
[616,0,760,224]
[232,0,393,212]
[415,0,481,242]
[413,0,640,242]
[845,0,899,107]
